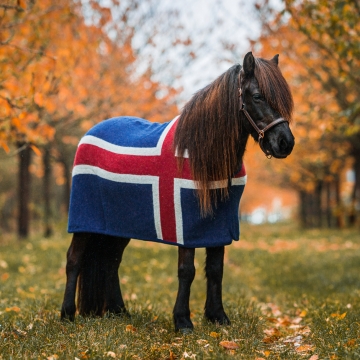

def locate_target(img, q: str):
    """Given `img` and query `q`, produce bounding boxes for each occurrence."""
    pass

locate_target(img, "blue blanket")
[68,116,247,248]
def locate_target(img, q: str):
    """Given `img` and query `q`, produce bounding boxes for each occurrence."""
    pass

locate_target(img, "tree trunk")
[17,143,32,239]
[334,175,343,228]
[307,189,316,228]
[299,190,307,228]
[325,181,333,228]
[43,146,53,237]
[314,181,323,227]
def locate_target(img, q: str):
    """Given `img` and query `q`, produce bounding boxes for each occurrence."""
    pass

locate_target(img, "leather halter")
[238,71,289,158]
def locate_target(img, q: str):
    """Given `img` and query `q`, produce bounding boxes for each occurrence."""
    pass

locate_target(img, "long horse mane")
[173,56,293,215]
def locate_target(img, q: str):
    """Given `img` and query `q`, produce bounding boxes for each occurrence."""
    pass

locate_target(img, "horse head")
[240,52,295,159]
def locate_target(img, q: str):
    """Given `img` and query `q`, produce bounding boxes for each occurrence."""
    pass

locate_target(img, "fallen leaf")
[125,324,136,332]
[47,356,59,360]
[346,339,356,347]
[182,351,196,359]
[219,341,239,350]
[80,351,89,359]
[296,345,314,353]
[5,306,21,313]
[105,351,116,358]
[1,273,9,281]
[264,350,271,358]
[292,317,303,324]
[309,355,319,360]
[330,312,346,319]
[13,328,27,337]
[210,331,220,338]
[263,327,282,337]
[167,350,176,360]
[196,339,208,345]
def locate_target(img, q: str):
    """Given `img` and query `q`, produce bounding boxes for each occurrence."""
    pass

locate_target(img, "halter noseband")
[238,71,289,158]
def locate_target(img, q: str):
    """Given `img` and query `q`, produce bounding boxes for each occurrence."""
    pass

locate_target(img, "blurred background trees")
[0,0,359,239]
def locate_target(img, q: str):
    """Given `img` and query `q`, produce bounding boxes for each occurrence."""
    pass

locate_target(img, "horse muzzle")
[261,125,295,159]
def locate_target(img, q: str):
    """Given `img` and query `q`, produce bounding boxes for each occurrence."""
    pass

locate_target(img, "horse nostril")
[279,138,288,151]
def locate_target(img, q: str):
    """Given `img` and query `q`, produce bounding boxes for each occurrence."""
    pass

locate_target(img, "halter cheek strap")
[238,71,289,158]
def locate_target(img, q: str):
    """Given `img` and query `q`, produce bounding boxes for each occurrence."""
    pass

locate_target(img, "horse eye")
[253,94,263,101]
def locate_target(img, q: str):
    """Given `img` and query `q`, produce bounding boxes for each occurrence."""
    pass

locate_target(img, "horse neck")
[237,125,251,167]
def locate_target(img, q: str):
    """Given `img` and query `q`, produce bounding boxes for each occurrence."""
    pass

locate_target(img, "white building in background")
[244,197,294,224]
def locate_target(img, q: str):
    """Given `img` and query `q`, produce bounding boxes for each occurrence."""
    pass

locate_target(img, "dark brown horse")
[61,52,294,332]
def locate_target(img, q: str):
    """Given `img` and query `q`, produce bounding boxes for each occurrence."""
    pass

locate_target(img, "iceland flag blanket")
[68,116,247,248]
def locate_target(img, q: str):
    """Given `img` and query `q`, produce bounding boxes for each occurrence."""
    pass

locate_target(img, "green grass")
[1,222,360,359]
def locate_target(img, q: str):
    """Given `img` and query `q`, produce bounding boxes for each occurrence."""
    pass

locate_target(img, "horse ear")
[243,52,255,77]
[271,54,279,66]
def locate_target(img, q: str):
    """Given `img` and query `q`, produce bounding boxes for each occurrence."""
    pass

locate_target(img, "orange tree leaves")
[0,0,178,152]
[254,2,353,195]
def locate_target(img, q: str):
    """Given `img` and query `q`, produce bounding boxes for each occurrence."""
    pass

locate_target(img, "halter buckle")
[258,130,264,139]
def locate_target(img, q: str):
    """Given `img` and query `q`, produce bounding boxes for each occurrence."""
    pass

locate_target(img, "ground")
[0,222,359,359]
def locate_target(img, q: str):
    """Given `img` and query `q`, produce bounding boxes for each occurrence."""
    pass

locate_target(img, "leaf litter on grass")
[1,224,360,359]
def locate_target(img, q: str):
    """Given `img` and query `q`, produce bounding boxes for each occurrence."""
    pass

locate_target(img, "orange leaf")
[330,312,346,319]
[1,273,9,281]
[125,324,136,332]
[5,306,21,312]
[219,341,239,350]
[168,350,176,360]
[0,142,10,153]
[295,344,314,353]
[17,0,26,9]
[210,331,220,338]
[346,339,356,347]
[30,145,42,156]
[309,355,319,360]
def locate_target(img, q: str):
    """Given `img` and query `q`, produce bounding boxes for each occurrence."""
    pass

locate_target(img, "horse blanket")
[68,116,247,248]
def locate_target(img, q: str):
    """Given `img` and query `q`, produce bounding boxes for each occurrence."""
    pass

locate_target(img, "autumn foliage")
[252,0,360,227]
[0,0,178,237]
[1,0,359,236]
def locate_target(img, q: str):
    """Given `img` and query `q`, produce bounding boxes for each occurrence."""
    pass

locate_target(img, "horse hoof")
[205,312,231,325]
[106,309,131,319]
[61,312,75,322]
[178,327,193,335]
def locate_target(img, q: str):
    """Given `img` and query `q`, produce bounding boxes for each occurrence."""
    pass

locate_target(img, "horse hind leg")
[104,236,130,316]
[204,246,230,325]
[173,247,195,332]
[76,234,130,317]
[61,233,88,321]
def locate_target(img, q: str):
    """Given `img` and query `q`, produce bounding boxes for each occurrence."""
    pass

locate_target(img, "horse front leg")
[204,246,230,325]
[173,247,195,332]
[61,233,88,321]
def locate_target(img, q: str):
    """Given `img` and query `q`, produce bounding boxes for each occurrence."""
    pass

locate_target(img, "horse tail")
[77,235,110,316]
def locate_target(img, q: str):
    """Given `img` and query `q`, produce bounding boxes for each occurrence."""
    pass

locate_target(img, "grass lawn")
[0,222,360,359]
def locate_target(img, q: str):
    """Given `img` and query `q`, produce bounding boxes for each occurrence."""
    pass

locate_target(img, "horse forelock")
[254,57,294,122]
